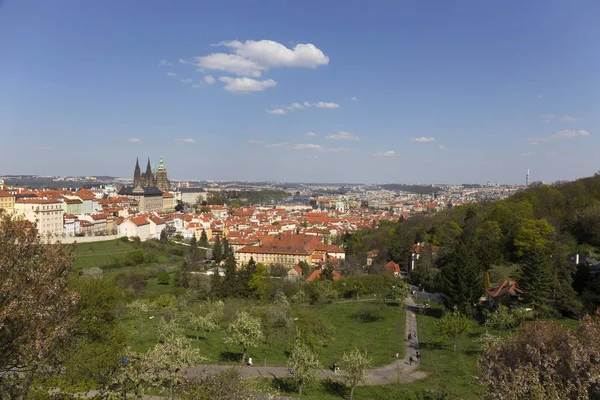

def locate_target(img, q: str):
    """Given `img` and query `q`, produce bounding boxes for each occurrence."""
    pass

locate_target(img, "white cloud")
[306,132,316,137]
[180,78,193,83]
[288,102,304,110]
[306,155,319,159]
[126,138,141,144]
[175,138,196,144]
[438,145,447,150]
[410,137,436,143]
[195,53,264,77]
[267,142,348,153]
[166,72,178,77]
[374,150,395,157]
[204,75,216,85]
[351,96,358,101]
[315,101,340,109]
[540,113,556,123]
[191,84,203,89]
[247,140,263,144]
[194,39,328,77]
[521,152,532,157]
[326,131,359,141]
[268,100,340,114]
[219,76,277,93]
[158,60,173,66]
[526,129,591,143]
[546,150,558,156]
[267,108,287,115]
[562,115,576,122]
[537,94,544,99]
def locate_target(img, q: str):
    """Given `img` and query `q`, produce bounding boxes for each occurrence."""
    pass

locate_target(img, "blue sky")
[1,0,599,184]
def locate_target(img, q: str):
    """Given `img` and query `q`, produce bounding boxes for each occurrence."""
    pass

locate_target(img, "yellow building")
[14,198,64,237]
[0,190,15,212]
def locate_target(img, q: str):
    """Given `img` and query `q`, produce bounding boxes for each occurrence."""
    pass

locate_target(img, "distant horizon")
[1,169,572,187]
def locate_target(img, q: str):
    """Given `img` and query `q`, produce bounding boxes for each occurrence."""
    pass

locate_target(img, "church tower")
[133,158,141,188]
[155,155,170,191]
[144,158,155,187]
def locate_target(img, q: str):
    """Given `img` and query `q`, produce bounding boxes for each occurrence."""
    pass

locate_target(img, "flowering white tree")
[341,348,372,400]
[225,311,265,364]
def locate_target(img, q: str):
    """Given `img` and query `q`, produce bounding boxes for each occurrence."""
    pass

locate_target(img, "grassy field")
[72,239,137,269]
[71,239,186,280]
[121,299,406,368]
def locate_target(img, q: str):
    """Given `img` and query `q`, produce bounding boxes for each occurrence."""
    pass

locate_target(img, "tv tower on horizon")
[526,168,530,187]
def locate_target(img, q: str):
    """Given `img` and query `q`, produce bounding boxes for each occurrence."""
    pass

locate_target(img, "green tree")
[57,276,125,391]
[482,271,492,289]
[213,236,223,263]
[199,229,209,248]
[321,263,335,281]
[434,310,472,352]
[388,225,415,266]
[440,240,483,315]
[248,263,269,299]
[519,246,553,312]
[475,220,504,269]
[0,212,78,398]
[513,218,555,258]
[225,311,265,364]
[160,229,168,243]
[287,338,321,395]
[157,270,171,285]
[222,237,232,259]
[341,348,372,400]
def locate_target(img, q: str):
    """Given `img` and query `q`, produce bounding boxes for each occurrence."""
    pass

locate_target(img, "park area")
[67,238,583,399]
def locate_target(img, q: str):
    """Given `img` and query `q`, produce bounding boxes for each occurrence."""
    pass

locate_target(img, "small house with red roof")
[485,280,524,309]
[118,216,151,240]
[385,261,401,277]
[306,267,343,282]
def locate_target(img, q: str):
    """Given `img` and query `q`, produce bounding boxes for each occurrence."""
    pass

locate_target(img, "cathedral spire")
[133,157,141,187]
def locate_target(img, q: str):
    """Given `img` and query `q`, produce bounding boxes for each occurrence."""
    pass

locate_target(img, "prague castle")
[133,156,170,191]
[118,156,170,211]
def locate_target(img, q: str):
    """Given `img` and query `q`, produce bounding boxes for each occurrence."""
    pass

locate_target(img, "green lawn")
[121,300,406,368]
[72,239,136,269]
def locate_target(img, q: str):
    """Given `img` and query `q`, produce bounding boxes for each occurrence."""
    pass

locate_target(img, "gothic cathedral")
[133,156,170,191]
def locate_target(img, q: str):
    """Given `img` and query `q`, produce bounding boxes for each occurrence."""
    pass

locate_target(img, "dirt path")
[187,296,428,386]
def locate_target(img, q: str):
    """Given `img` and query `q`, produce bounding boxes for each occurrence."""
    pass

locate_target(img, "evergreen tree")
[320,263,335,281]
[440,239,483,315]
[223,237,232,259]
[388,224,414,267]
[519,246,553,312]
[223,256,238,297]
[199,229,209,248]
[482,271,492,290]
[213,236,223,263]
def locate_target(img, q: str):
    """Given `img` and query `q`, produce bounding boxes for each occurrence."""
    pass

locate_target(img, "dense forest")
[343,174,600,317]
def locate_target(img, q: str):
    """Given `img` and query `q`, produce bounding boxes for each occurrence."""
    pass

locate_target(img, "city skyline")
[1,1,599,183]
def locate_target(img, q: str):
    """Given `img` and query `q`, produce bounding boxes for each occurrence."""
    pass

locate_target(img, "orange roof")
[128,216,149,226]
[15,198,61,204]
[385,261,401,274]
[0,190,14,198]
[486,280,524,299]
[306,268,343,282]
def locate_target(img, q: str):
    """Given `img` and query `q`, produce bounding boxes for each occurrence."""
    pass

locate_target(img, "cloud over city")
[410,137,436,143]
[326,131,359,141]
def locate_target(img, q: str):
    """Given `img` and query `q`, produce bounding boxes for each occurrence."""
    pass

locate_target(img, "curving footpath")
[187,296,428,386]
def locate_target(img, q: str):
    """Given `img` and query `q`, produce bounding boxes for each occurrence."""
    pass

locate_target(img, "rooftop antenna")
[526,169,530,187]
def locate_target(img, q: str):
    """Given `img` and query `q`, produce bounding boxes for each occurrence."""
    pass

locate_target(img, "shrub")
[355,304,385,323]
[157,270,171,285]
